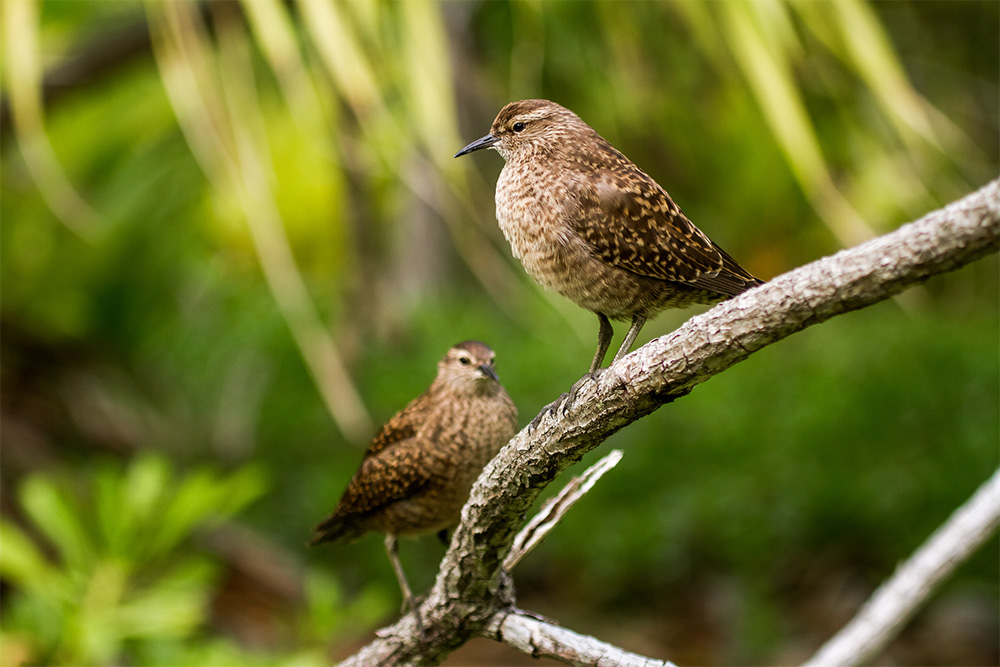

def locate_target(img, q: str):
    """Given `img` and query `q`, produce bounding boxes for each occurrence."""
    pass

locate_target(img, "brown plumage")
[456,99,764,373]
[310,341,517,628]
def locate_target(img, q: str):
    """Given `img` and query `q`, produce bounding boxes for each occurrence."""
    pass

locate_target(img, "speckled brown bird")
[310,341,517,628]
[456,99,764,374]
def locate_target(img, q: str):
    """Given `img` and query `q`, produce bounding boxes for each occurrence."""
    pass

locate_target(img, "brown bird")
[456,99,764,375]
[310,341,517,630]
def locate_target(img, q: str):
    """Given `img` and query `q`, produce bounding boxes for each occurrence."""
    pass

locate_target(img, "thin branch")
[803,467,1000,667]
[505,450,623,571]
[336,179,1000,666]
[486,608,677,667]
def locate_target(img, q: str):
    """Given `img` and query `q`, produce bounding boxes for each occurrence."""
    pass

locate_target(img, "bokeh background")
[1,1,997,665]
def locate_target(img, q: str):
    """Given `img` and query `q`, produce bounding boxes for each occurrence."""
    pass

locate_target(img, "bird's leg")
[589,313,615,374]
[530,314,617,429]
[567,313,616,403]
[384,534,426,637]
[611,314,646,365]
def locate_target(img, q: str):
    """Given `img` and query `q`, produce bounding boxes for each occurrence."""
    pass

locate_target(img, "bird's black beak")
[455,133,498,158]
[478,363,499,383]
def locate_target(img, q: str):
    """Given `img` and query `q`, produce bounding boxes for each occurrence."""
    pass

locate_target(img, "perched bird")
[456,99,764,375]
[310,341,518,630]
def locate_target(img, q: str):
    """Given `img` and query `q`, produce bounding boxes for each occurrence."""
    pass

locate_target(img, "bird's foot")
[565,368,604,406]
[528,369,604,429]
[412,609,427,641]
[374,609,428,641]
[378,593,428,640]
[528,392,569,429]
[406,604,428,641]
[400,591,428,615]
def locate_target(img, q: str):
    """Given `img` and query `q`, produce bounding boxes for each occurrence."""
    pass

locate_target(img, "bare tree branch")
[336,179,999,666]
[505,449,623,571]
[803,467,1000,667]
[485,607,677,667]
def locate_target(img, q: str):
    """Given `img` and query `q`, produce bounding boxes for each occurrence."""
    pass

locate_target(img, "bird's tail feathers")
[308,515,367,547]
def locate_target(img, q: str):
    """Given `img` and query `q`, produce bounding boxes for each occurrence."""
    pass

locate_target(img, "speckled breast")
[495,161,705,320]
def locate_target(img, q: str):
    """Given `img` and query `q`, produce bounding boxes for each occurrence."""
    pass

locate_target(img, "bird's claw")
[401,591,428,615]
[529,392,569,429]
[407,606,428,641]
[375,611,429,641]
[528,369,605,429]
[565,370,597,406]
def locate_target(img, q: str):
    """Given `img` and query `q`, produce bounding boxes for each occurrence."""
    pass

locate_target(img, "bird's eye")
[458,357,471,365]
[512,121,526,133]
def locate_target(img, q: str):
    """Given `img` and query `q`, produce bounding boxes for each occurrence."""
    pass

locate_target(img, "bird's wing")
[690,244,765,296]
[334,439,433,518]
[339,390,442,514]
[565,158,760,296]
[310,432,435,545]
[362,392,429,459]
[310,393,439,545]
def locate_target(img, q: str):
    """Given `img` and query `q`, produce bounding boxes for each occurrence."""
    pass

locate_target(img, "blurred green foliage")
[0,456,265,664]
[1,0,997,664]
[0,456,389,665]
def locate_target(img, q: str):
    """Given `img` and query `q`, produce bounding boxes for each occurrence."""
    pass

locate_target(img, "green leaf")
[0,520,69,601]
[18,474,93,570]
[115,559,214,639]
[124,455,172,525]
[95,462,128,557]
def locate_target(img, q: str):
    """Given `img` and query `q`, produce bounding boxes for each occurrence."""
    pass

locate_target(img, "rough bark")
[336,178,1000,666]
[484,608,677,667]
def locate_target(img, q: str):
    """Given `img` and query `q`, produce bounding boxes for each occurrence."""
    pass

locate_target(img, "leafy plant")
[0,455,265,665]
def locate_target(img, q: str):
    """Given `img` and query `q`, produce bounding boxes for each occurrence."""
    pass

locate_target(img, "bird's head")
[454,99,590,161]
[436,340,503,396]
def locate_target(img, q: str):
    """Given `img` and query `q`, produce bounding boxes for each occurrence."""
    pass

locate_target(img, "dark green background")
[1,1,996,665]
